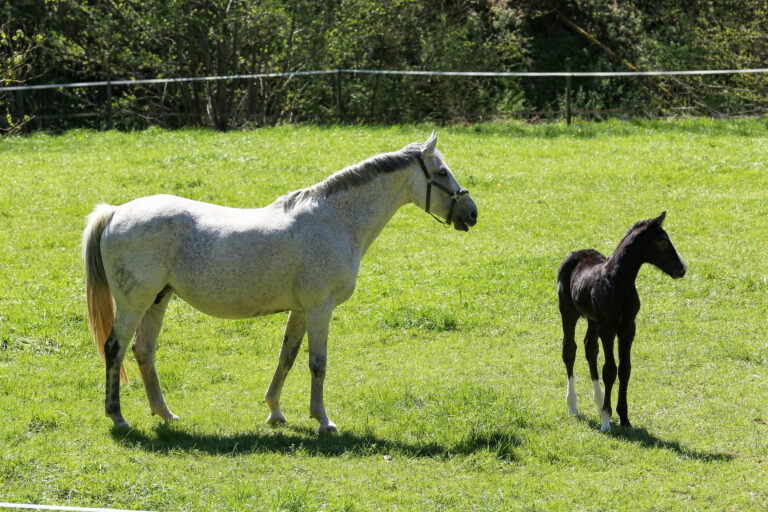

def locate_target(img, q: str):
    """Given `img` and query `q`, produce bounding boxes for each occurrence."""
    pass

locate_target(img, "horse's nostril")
[470,210,477,219]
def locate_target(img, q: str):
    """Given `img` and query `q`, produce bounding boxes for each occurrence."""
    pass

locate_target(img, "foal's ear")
[422,130,438,158]
[652,211,667,226]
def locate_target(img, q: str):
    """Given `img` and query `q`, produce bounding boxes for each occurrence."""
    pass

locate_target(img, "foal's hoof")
[318,421,339,435]
[620,419,632,429]
[568,406,579,417]
[600,411,611,433]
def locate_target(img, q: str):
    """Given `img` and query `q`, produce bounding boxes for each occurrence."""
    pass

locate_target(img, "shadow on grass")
[578,417,734,462]
[111,422,523,460]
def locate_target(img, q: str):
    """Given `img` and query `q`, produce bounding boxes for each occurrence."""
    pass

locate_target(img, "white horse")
[82,132,477,433]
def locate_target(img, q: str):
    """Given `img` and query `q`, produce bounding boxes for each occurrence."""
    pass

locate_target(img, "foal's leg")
[616,321,636,428]
[132,292,177,422]
[264,310,306,425]
[104,307,144,429]
[560,310,579,416]
[598,326,618,433]
[305,303,338,434]
[584,320,604,413]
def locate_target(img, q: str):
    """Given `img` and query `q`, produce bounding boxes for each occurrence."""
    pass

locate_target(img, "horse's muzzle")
[452,195,478,231]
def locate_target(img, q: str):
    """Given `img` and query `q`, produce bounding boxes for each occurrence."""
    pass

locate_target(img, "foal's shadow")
[578,417,734,462]
[111,423,523,460]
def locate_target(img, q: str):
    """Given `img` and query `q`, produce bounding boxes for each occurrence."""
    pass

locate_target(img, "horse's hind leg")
[584,320,604,413]
[560,308,579,416]
[264,310,306,425]
[132,291,177,422]
[104,308,143,429]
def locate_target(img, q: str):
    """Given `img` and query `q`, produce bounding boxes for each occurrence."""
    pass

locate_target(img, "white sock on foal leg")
[592,379,604,410]
[600,410,612,432]
[593,379,610,432]
[566,376,578,416]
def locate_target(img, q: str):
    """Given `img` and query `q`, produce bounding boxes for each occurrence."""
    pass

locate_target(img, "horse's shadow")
[112,423,523,460]
[578,416,734,462]
[112,418,733,463]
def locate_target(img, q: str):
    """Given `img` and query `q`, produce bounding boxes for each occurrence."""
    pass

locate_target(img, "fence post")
[565,58,572,126]
[106,80,113,130]
[335,69,343,123]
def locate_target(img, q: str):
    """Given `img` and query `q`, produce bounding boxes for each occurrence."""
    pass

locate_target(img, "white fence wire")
[2,67,768,128]
[0,503,153,512]
[2,67,768,92]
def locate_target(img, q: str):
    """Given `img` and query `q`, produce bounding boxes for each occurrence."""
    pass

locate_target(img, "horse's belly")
[175,287,296,319]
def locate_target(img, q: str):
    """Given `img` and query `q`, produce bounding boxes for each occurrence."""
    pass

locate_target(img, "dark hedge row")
[2,0,766,130]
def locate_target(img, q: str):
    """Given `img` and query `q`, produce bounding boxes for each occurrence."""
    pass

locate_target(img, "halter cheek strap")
[416,155,469,226]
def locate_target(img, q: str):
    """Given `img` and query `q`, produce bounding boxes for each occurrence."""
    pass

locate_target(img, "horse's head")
[640,212,687,279]
[411,132,478,231]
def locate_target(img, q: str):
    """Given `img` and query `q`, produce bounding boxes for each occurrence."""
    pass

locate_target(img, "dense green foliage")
[1,120,768,509]
[1,0,766,129]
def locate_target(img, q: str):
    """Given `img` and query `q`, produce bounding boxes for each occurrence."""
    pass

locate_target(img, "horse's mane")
[277,142,422,210]
[623,218,654,238]
[616,216,660,251]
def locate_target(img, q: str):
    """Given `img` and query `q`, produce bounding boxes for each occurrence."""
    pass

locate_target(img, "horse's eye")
[438,169,448,177]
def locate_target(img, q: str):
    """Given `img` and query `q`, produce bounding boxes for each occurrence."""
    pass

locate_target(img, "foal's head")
[410,132,478,231]
[633,212,687,279]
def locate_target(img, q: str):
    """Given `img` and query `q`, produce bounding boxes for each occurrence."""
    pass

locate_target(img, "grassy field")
[1,119,767,511]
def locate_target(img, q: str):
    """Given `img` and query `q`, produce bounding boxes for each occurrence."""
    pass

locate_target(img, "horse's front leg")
[305,302,338,434]
[616,321,636,428]
[598,325,618,433]
[264,310,306,425]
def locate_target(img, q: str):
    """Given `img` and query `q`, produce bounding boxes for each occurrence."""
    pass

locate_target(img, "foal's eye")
[437,168,448,177]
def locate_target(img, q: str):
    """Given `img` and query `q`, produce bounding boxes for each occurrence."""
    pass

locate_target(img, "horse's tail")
[82,204,128,383]
[557,252,582,286]
[556,251,584,307]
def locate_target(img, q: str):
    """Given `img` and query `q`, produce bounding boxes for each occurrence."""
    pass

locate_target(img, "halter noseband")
[416,155,469,226]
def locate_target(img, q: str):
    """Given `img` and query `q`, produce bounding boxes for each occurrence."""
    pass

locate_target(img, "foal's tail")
[82,204,128,383]
[557,252,582,287]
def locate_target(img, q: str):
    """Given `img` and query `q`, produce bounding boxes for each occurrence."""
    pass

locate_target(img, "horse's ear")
[654,211,667,226]
[422,131,438,158]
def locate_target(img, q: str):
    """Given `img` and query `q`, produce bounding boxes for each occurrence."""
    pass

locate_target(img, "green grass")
[1,119,768,511]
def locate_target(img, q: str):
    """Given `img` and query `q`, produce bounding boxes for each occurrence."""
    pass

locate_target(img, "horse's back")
[101,195,296,313]
[100,194,357,318]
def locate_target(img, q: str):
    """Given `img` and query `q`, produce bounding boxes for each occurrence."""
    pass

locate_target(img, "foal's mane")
[624,218,654,238]
[617,216,660,250]
[278,143,422,210]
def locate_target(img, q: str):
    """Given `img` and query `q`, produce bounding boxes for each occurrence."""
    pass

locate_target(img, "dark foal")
[557,212,686,432]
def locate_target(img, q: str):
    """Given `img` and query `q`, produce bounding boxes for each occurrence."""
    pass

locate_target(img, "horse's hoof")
[267,413,287,425]
[318,422,338,435]
[568,407,579,417]
[600,411,611,432]
[163,413,180,423]
[620,420,632,429]
[111,418,131,430]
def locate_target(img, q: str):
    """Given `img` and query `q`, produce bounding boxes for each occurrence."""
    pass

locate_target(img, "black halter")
[416,155,469,226]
